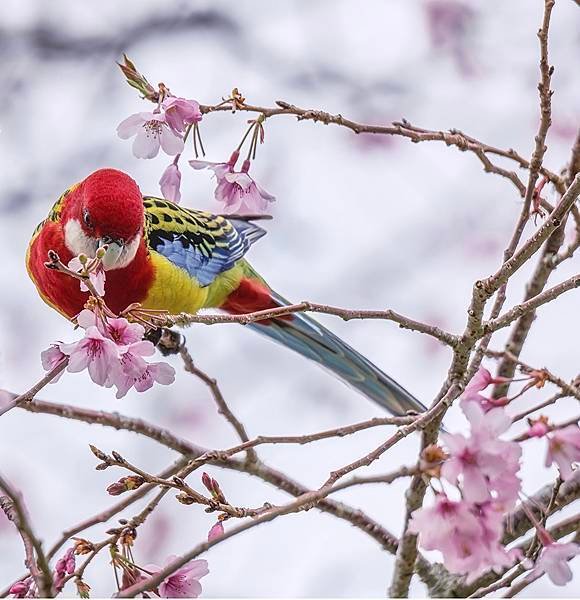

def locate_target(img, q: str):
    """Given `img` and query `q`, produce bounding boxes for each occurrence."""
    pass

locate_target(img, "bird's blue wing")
[143,197,266,286]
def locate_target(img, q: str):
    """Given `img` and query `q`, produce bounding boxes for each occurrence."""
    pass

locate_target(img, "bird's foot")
[144,327,183,356]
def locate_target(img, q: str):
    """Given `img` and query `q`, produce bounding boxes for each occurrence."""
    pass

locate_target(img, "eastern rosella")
[27,168,426,416]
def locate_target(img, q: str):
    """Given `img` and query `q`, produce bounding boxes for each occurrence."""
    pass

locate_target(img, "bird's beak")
[98,238,125,270]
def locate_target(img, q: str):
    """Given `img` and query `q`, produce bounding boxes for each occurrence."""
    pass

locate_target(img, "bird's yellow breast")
[142,251,244,314]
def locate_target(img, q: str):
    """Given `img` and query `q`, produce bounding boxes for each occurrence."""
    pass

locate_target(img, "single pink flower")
[40,344,66,383]
[114,361,175,399]
[117,112,184,159]
[218,159,275,214]
[162,97,202,133]
[208,521,224,542]
[160,163,182,203]
[60,326,121,386]
[68,257,106,297]
[146,556,208,598]
[534,541,580,586]
[545,425,580,480]
[104,317,146,346]
[409,495,493,581]
[191,153,275,214]
[118,341,156,377]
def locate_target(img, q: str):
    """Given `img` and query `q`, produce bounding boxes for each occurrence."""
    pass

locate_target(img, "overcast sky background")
[1,0,579,597]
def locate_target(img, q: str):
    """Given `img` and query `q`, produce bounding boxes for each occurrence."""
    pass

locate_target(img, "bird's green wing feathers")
[143,197,266,286]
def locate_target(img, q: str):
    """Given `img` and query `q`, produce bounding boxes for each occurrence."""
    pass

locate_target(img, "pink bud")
[208,521,224,542]
[159,163,182,204]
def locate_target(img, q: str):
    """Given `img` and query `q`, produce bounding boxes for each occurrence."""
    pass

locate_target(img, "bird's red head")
[61,168,145,269]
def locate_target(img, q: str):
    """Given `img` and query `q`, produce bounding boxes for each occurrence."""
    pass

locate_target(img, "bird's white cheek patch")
[111,235,141,271]
[64,219,98,257]
[64,220,141,271]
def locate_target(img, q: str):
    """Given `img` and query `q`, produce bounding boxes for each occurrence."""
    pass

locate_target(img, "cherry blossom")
[545,425,580,480]
[191,152,275,214]
[217,159,275,214]
[117,112,184,159]
[409,496,519,582]
[68,256,106,297]
[60,326,121,386]
[103,317,146,345]
[40,344,66,383]
[145,556,209,598]
[534,541,580,585]
[162,97,202,133]
[443,401,521,506]
[41,308,175,398]
[160,163,182,203]
[114,361,175,399]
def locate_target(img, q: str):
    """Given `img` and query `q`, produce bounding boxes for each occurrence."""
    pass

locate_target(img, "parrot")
[27,168,426,416]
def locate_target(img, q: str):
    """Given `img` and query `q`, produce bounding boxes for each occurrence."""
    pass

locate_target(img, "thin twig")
[177,342,258,464]
[0,475,53,597]
[0,360,67,418]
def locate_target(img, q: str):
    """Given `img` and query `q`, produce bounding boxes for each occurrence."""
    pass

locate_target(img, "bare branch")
[162,301,459,347]
[0,475,52,597]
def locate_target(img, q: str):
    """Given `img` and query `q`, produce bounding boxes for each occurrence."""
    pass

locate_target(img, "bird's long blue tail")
[247,293,427,416]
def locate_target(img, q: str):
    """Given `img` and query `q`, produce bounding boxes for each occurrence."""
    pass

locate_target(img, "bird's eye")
[82,209,93,229]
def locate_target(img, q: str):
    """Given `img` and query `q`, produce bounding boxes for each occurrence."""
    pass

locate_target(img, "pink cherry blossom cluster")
[41,308,175,399]
[465,367,580,482]
[410,397,522,582]
[409,367,580,585]
[53,548,75,592]
[117,74,275,214]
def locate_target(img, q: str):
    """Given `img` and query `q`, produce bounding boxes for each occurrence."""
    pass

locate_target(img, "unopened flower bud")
[106,475,145,496]
[527,415,551,438]
[78,254,88,266]
[176,492,196,505]
[96,246,107,259]
[9,580,31,598]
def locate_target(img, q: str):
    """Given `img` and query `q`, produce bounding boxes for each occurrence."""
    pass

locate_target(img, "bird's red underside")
[28,221,153,318]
